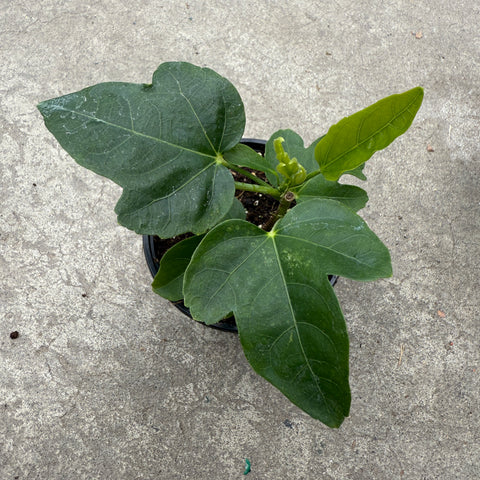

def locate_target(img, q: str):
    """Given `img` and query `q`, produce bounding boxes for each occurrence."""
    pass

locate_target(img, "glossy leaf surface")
[38,62,245,237]
[315,87,424,181]
[184,199,392,426]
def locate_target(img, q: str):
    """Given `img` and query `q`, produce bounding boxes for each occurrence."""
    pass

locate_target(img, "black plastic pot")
[143,138,338,333]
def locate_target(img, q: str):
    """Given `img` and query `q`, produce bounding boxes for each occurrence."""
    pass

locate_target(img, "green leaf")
[264,129,319,186]
[292,175,368,212]
[222,197,247,221]
[344,163,367,181]
[152,197,246,301]
[223,143,277,178]
[183,199,392,426]
[152,234,204,301]
[315,87,424,181]
[37,62,245,237]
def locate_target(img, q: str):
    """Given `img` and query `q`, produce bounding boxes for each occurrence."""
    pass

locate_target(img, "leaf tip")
[412,86,424,103]
[36,100,49,116]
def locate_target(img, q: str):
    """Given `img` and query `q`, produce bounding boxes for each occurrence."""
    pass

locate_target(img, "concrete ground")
[1,0,479,478]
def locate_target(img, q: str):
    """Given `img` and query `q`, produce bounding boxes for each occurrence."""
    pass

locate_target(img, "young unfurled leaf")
[315,87,424,181]
[273,137,307,186]
[264,129,319,186]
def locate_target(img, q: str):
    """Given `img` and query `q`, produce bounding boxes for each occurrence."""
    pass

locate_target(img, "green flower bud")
[274,136,306,185]
[276,163,289,178]
[273,136,286,157]
[291,164,306,185]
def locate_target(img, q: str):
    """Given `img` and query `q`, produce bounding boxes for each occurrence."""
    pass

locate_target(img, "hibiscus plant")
[38,62,423,427]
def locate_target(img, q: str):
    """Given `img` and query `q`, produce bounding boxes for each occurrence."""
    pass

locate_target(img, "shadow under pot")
[143,138,338,333]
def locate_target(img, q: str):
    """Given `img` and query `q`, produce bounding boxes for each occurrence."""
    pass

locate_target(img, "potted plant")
[38,61,423,428]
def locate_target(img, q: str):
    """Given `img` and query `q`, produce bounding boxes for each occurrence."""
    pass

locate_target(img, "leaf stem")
[221,159,273,188]
[304,169,323,182]
[234,181,281,199]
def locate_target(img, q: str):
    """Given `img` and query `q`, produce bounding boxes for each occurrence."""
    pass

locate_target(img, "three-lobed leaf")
[315,87,424,181]
[183,199,392,426]
[38,62,245,237]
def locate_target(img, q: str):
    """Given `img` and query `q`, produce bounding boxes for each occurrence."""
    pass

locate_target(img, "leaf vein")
[167,71,217,154]
[54,107,217,159]
[271,238,333,417]
[202,237,270,311]
[275,233,373,268]
[127,162,216,214]
[321,93,421,169]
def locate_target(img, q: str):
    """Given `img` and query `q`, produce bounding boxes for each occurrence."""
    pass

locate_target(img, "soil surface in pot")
[152,170,280,259]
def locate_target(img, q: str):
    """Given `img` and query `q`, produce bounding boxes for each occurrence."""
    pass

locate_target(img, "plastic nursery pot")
[143,138,338,333]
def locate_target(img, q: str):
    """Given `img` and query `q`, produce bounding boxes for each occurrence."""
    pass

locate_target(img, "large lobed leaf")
[315,87,424,181]
[38,62,245,237]
[183,199,392,426]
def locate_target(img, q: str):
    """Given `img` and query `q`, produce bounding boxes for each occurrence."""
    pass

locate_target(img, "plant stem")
[234,181,281,199]
[263,191,295,231]
[222,160,272,188]
[304,169,322,182]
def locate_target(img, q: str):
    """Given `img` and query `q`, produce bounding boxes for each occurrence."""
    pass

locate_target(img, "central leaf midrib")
[270,238,332,415]
[321,93,421,169]
[168,71,218,154]
[58,107,218,159]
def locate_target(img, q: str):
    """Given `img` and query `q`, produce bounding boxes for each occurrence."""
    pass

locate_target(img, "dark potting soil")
[151,170,280,259]
[231,170,280,228]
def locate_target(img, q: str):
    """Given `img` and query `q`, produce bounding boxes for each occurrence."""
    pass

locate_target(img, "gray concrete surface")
[1,1,479,478]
